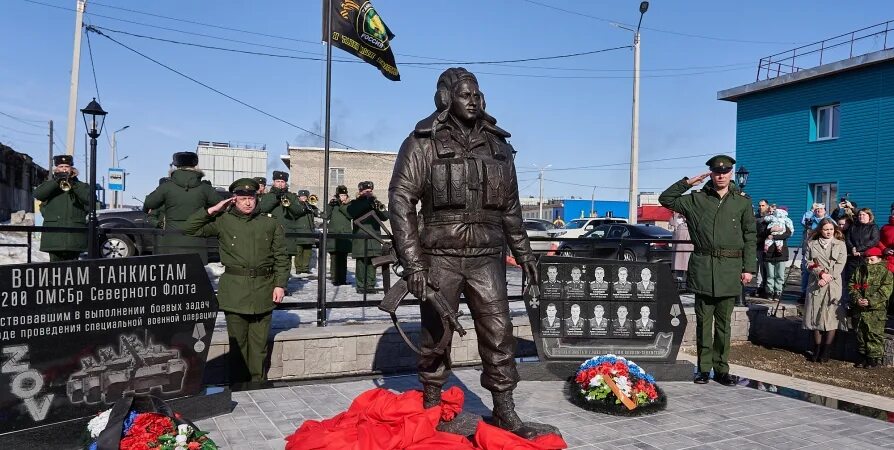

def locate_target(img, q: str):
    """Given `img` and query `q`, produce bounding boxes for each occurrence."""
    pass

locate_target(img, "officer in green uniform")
[184,178,289,383]
[325,185,352,285]
[659,155,756,385]
[143,152,221,264]
[849,246,893,368]
[34,155,93,261]
[254,176,267,196]
[293,189,318,275]
[258,171,310,276]
[347,181,389,293]
[145,177,169,229]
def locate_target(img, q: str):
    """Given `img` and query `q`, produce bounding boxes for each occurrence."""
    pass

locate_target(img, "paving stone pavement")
[193,367,894,449]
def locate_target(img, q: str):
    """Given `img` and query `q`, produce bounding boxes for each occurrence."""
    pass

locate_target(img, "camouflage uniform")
[849,262,893,362]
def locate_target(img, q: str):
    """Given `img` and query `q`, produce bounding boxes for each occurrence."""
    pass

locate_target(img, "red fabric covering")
[284,387,566,450]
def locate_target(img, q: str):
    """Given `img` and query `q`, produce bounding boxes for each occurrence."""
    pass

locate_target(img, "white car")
[523,219,564,252]
[560,217,628,239]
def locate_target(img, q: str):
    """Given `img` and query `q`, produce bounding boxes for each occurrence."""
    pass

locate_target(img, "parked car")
[523,219,565,252]
[557,223,673,262]
[560,217,628,239]
[97,208,220,261]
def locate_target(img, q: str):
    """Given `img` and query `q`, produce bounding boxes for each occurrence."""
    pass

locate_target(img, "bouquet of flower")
[566,354,667,416]
[85,404,218,450]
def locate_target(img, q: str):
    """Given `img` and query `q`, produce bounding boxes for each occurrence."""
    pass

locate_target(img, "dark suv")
[97,208,220,261]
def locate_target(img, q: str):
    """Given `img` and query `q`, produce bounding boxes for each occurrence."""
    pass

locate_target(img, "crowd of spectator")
[753,198,894,367]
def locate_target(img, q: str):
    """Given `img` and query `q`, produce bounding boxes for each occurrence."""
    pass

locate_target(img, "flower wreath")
[566,354,667,416]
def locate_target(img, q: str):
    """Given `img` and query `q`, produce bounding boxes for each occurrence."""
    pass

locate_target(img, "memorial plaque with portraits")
[524,256,687,363]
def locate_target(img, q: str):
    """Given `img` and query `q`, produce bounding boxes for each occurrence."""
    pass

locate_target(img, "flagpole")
[316,0,333,327]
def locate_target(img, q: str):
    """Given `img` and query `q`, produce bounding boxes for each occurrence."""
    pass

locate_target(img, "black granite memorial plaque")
[0,254,218,435]
[524,256,687,363]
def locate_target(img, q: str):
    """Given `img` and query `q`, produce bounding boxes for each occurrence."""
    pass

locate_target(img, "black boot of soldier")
[492,391,540,439]
[423,384,441,409]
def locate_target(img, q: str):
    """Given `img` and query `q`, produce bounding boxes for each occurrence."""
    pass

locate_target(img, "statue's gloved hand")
[407,270,437,300]
[522,260,540,289]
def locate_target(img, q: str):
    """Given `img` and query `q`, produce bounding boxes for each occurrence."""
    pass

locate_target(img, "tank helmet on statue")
[172,151,199,168]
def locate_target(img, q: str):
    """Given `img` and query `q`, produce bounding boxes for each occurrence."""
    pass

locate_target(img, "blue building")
[562,199,629,223]
[719,39,894,247]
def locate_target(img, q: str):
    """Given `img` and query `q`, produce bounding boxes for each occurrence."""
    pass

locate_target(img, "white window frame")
[811,182,838,213]
[328,167,345,187]
[815,104,840,141]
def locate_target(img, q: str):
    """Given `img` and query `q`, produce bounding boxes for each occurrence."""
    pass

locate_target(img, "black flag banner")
[324,0,400,81]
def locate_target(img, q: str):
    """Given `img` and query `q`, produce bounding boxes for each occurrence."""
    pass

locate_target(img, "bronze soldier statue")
[388,67,540,437]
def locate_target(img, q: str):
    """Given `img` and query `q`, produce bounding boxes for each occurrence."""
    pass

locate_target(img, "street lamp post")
[622,1,649,224]
[111,125,129,208]
[590,186,597,217]
[735,165,750,306]
[81,98,107,259]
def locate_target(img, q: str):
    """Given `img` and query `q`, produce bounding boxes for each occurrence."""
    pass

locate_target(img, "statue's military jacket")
[388,112,534,276]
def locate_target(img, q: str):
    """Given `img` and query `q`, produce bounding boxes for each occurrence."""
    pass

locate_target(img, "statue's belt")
[425,211,503,225]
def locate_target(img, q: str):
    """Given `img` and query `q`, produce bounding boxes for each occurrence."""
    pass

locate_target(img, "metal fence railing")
[757,21,893,81]
[0,225,694,325]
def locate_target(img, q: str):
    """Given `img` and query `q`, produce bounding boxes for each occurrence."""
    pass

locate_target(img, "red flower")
[188,442,201,450]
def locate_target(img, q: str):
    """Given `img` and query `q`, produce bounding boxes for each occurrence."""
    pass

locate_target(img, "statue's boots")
[492,390,540,439]
[423,384,442,409]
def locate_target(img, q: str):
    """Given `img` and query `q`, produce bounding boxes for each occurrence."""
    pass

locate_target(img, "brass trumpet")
[309,194,319,206]
[54,172,72,191]
[373,199,387,212]
[280,195,291,207]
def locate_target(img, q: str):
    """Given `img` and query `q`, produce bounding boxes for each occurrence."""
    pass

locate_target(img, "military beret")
[336,185,349,195]
[705,155,735,174]
[158,177,170,186]
[358,180,374,191]
[272,170,289,181]
[53,155,73,166]
[172,151,199,168]
[297,189,310,197]
[229,178,259,195]
[254,176,267,185]
[865,247,883,257]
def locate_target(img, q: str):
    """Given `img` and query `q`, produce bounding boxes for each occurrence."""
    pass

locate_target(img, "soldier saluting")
[389,67,540,437]
[34,155,94,261]
[659,155,756,386]
[184,178,289,382]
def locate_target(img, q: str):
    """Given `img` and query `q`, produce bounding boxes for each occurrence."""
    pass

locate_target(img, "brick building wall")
[283,147,397,204]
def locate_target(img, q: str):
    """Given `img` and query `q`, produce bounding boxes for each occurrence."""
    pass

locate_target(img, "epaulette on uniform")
[266,213,273,218]
[740,192,751,199]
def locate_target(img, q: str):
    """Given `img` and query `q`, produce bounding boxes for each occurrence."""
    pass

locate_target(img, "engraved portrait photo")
[564,303,585,336]
[540,265,564,299]
[634,305,656,336]
[610,304,634,337]
[635,267,656,300]
[563,266,587,299]
[588,266,610,300]
[540,302,562,336]
[587,303,609,337]
[613,266,634,300]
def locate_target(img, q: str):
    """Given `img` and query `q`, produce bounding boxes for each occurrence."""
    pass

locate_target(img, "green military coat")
[34,175,92,252]
[183,207,289,315]
[258,188,315,253]
[143,170,221,260]
[325,202,353,253]
[346,196,389,257]
[849,263,893,312]
[146,207,165,228]
[659,179,757,297]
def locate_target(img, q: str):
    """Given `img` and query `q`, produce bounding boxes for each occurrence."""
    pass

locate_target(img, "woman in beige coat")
[803,218,847,363]
[671,213,693,283]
